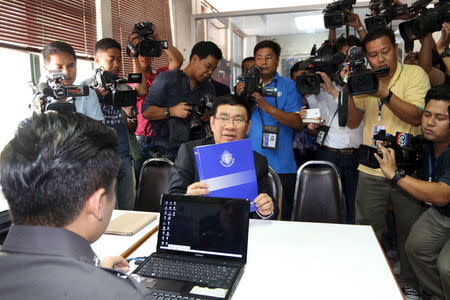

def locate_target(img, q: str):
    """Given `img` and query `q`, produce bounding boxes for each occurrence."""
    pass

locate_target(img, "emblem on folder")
[220,150,235,167]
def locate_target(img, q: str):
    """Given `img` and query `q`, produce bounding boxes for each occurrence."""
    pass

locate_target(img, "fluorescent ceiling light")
[294,14,324,33]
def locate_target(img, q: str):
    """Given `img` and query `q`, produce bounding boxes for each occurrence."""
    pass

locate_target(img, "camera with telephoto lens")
[323,0,356,29]
[358,130,425,172]
[91,68,142,108]
[235,65,263,110]
[399,0,449,46]
[127,22,169,57]
[364,0,408,32]
[189,94,214,132]
[31,70,89,113]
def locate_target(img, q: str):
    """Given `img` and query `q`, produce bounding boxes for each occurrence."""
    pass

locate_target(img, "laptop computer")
[132,194,249,300]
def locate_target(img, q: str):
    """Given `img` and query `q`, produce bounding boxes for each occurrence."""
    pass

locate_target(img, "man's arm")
[436,22,450,73]
[346,12,367,40]
[375,145,450,206]
[346,94,364,129]
[250,86,302,130]
[168,143,195,194]
[418,34,446,87]
[166,45,184,70]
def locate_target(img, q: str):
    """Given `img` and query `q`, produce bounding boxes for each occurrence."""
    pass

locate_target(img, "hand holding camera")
[169,102,192,119]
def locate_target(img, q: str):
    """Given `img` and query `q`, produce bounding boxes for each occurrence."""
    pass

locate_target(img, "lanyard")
[257,79,278,127]
[376,64,404,124]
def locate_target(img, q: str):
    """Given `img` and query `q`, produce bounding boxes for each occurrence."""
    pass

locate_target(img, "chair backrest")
[135,158,174,212]
[291,160,345,223]
[267,166,283,220]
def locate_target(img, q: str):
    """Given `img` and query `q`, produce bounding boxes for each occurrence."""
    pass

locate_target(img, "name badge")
[262,125,279,150]
[262,87,278,98]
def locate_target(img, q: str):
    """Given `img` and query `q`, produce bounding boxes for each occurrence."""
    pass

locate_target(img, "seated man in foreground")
[0,112,153,299]
[169,95,277,219]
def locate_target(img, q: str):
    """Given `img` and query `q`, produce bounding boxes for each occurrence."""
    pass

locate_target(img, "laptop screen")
[157,194,249,261]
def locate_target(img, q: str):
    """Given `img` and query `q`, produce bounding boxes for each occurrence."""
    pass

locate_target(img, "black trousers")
[316,146,359,224]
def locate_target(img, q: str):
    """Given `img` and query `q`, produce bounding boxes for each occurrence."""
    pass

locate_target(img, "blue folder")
[194,139,258,212]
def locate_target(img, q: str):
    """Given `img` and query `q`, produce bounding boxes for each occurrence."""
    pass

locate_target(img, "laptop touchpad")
[143,278,191,293]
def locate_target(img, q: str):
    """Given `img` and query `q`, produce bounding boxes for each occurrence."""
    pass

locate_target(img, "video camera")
[91,68,142,107]
[32,70,89,113]
[364,0,408,32]
[358,130,425,172]
[345,46,390,95]
[399,0,449,46]
[296,44,346,95]
[323,0,356,29]
[127,22,169,57]
[189,94,214,132]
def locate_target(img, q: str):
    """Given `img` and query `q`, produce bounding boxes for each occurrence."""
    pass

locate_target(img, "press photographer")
[297,63,363,224]
[235,40,302,221]
[375,85,450,300]
[142,41,222,161]
[344,27,430,298]
[32,41,103,120]
[83,38,142,211]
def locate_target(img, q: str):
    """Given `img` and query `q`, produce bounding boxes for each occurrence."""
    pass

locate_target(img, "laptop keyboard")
[137,256,238,288]
[151,291,207,300]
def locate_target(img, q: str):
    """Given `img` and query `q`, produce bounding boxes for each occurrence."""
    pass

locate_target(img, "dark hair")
[42,41,77,65]
[404,51,419,62]
[189,41,223,61]
[211,95,251,121]
[362,27,396,52]
[289,60,310,80]
[241,56,255,70]
[0,112,120,227]
[336,35,362,53]
[95,38,122,53]
[254,40,281,58]
[424,85,450,106]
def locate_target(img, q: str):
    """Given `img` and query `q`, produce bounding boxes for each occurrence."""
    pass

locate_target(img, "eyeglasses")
[214,116,248,128]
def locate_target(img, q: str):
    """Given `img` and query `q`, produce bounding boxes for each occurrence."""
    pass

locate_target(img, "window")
[0,0,97,58]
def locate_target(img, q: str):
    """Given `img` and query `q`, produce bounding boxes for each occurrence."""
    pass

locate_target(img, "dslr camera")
[358,130,425,172]
[189,94,214,132]
[91,68,142,107]
[235,65,262,109]
[364,0,408,32]
[323,0,356,29]
[127,22,169,57]
[32,70,89,113]
[399,0,449,45]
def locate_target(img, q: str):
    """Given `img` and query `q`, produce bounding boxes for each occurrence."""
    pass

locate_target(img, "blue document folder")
[194,139,258,212]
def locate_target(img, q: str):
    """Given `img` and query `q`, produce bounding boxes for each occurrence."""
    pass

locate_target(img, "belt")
[322,146,358,154]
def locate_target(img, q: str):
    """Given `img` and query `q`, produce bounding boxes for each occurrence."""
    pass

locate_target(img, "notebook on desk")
[105,212,157,236]
[132,194,249,300]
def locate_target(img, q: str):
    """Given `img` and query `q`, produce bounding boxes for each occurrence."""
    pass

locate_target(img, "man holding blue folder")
[169,95,277,219]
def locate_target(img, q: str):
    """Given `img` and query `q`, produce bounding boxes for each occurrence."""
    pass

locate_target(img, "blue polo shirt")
[249,72,302,174]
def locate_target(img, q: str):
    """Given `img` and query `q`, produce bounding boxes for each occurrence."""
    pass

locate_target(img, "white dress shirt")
[306,85,363,149]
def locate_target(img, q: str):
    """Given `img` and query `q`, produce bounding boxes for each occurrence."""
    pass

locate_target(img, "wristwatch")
[163,107,170,118]
[356,26,365,33]
[440,47,450,58]
[381,90,393,105]
[392,168,406,184]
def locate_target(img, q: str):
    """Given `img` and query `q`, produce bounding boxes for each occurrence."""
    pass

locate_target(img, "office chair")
[267,166,283,220]
[135,158,174,212]
[291,160,346,223]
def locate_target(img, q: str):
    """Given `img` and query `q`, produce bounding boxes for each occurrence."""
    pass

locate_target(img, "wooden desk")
[128,219,403,300]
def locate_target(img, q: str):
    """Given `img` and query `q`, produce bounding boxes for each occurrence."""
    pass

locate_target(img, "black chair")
[291,160,346,223]
[267,166,283,220]
[134,158,174,212]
